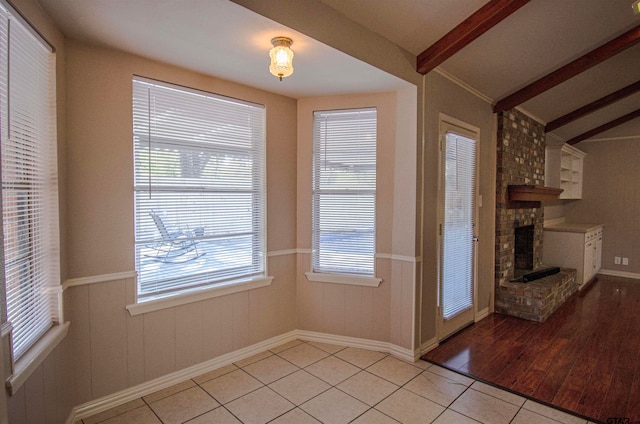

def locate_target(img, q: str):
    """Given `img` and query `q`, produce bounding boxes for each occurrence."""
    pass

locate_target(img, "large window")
[132,78,266,302]
[312,108,377,276]
[0,3,59,361]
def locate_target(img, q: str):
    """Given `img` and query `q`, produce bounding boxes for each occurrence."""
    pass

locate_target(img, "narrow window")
[0,3,60,360]
[132,78,266,302]
[312,108,377,276]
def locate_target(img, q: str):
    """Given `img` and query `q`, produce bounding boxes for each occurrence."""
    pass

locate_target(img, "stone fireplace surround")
[494,109,576,322]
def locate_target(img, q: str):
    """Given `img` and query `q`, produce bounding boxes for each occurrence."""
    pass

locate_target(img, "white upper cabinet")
[545,143,586,200]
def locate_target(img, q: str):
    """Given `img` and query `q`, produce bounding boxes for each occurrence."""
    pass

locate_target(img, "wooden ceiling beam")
[566,108,640,145]
[416,0,530,75]
[494,24,640,113]
[546,80,640,132]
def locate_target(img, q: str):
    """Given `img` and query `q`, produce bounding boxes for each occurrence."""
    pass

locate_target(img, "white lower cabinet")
[543,224,603,289]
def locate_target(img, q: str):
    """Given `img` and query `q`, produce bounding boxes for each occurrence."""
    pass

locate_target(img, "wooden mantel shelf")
[508,185,564,202]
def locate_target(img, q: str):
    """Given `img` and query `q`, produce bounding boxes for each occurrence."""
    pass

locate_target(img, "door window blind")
[0,3,60,360]
[312,108,377,276]
[133,78,266,301]
[440,131,476,319]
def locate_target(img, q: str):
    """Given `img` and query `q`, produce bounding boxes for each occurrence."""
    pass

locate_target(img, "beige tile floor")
[80,340,597,424]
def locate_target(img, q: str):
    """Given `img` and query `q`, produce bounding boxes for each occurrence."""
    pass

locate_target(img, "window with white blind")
[132,77,266,302]
[0,3,60,361]
[311,108,377,277]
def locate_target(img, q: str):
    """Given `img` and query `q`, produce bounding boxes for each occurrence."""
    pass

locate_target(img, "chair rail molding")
[62,271,138,290]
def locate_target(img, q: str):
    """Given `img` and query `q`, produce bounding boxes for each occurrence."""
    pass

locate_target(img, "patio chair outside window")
[147,211,204,263]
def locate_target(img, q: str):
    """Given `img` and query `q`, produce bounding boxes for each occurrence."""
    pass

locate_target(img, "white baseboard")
[475,307,490,322]
[297,330,418,362]
[297,330,388,352]
[389,343,421,362]
[67,330,298,423]
[598,269,640,280]
[419,337,439,356]
[66,330,420,423]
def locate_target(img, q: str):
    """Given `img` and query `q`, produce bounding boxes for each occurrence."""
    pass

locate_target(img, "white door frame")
[436,113,480,341]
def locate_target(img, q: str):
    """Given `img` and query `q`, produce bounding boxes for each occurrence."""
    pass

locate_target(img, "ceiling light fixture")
[269,37,294,81]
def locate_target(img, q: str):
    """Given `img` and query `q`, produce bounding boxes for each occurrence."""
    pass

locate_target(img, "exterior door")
[438,118,478,340]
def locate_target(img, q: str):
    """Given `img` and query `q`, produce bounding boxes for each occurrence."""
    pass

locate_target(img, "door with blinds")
[438,118,478,341]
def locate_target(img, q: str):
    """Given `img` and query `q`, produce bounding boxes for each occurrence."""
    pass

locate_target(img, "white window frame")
[307,108,381,287]
[131,77,268,306]
[0,0,66,395]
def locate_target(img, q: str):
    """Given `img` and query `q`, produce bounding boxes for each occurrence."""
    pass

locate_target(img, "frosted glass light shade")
[269,37,294,81]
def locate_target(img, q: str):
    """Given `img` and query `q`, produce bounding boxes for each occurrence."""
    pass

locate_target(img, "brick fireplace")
[494,109,576,322]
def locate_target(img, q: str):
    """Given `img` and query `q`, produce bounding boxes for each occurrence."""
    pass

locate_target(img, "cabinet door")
[583,240,594,284]
[595,232,603,272]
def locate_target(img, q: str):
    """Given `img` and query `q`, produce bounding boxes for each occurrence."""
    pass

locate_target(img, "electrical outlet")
[615,256,621,265]
[623,257,629,266]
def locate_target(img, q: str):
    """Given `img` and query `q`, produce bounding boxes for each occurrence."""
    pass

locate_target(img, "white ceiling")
[35,0,411,98]
[36,0,640,142]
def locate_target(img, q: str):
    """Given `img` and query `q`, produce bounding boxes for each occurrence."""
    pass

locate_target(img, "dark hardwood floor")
[423,274,640,423]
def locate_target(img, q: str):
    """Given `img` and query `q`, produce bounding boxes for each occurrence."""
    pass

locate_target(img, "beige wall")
[235,0,426,357]
[420,71,496,344]
[543,202,566,221]
[65,40,298,277]
[4,0,507,421]
[61,39,299,401]
[6,5,424,419]
[9,31,299,422]
[6,340,73,424]
[296,93,418,351]
[564,138,640,275]
[65,254,296,403]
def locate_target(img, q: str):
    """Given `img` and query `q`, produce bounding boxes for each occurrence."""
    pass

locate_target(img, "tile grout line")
[194,367,268,406]
[193,368,292,424]
[270,343,371,419]
[259,341,459,424]
[234,341,339,423]
[446,384,483,424]
[140,396,167,424]
[85,342,394,423]
[332,354,470,424]
[82,340,378,423]
[270,341,401,422]
[264,341,342,423]
[266,340,406,423]
[88,339,567,424]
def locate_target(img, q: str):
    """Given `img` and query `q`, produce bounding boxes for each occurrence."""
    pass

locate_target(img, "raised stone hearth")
[495,268,576,322]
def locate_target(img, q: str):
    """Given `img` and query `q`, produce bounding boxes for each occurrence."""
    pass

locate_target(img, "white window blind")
[312,108,377,276]
[440,131,476,319]
[0,3,60,360]
[133,78,266,302]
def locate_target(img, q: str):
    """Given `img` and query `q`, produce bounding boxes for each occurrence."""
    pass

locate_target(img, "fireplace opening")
[512,223,560,283]
[514,225,534,277]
